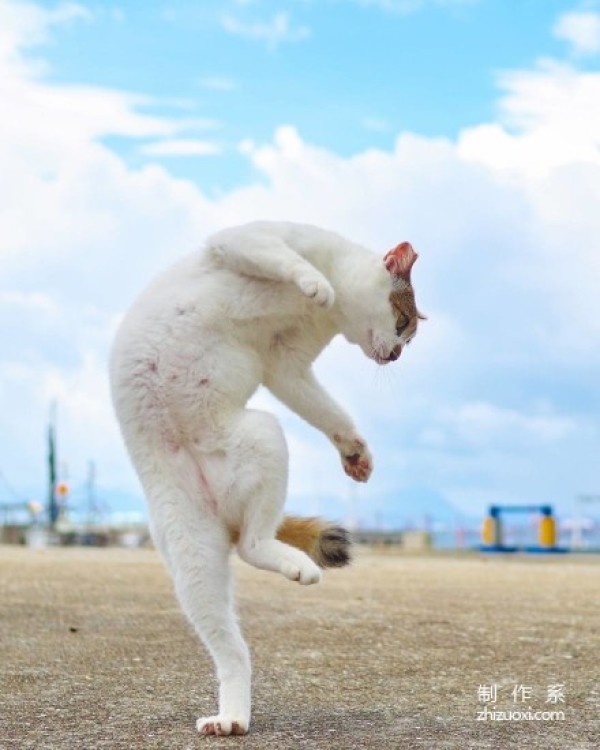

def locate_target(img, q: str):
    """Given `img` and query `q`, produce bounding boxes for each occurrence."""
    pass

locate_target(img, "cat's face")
[348,241,422,365]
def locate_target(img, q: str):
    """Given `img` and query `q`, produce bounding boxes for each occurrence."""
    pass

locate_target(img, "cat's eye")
[396,318,409,336]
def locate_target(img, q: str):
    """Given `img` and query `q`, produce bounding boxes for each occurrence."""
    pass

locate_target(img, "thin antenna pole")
[86,460,97,527]
[47,401,58,529]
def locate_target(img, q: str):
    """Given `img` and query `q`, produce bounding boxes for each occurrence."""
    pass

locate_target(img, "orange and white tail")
[276,516,351,568]
[230,516,351,569]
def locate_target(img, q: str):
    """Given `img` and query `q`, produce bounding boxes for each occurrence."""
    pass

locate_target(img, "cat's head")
[346,241,423,364]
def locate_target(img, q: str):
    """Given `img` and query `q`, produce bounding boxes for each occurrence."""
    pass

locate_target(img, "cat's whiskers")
[365,343,398,392]
[371,360,398,393]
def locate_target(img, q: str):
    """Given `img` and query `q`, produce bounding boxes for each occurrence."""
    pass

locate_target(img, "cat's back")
[208,220,347,261]
[111,252,216,353]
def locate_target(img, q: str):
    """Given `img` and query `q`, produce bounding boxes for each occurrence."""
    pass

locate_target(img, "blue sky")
[1,0,600,529]
[29,0,589,189]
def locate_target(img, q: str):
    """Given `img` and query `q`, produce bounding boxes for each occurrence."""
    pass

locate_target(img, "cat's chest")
[260,319,331,364]
[266,324,303,353]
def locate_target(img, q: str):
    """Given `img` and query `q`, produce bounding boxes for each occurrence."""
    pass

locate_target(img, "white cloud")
[0,1,91,76]
[436,401,576,448]
[456,54,600,361]
[0,290,59,316]
[140,139,222,157]
[221,12,310,50]
[0,4,216,273]
[344,0,478,14]
[458,60,600,177]
[554,10,600,55]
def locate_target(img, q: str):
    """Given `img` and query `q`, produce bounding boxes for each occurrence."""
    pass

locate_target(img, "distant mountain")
[283,484,474,531]
[354,486,475,530]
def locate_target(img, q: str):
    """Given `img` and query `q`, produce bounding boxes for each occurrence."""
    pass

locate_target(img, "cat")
[109,221,421,736]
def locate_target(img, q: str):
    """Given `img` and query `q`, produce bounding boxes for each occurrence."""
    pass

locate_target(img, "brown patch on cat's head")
[385,241,424,346]
[390,285,420,344]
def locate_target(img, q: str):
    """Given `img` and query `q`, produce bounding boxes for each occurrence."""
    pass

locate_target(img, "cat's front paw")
[342,451,373,482]
[334,435,373,483]
[296,274,335,308]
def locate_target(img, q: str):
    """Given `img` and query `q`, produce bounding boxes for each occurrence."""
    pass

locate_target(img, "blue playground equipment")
[480,504,568,553]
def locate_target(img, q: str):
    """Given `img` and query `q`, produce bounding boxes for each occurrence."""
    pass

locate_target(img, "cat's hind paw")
[197,715,249,737]
[296,274,335,308]
[280,557,322,585]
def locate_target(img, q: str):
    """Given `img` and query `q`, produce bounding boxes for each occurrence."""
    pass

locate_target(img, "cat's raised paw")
[343,453,372,482]
[196,715,248,737]
[296,274,335,308]
[334,435,373,482]
[337,438,373,482]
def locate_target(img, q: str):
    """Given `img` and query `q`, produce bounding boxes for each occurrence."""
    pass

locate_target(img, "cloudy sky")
[1,0,599,527]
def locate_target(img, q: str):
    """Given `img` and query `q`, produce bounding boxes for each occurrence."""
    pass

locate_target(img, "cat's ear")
[383,242,418,282]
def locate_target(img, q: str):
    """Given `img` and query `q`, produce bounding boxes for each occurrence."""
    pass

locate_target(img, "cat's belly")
[111,315,264,446]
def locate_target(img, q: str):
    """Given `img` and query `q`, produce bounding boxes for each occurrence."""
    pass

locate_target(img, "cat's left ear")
[384,242,418,282]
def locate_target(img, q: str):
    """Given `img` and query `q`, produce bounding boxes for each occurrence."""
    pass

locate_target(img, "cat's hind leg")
[139,449,252,736]
[227,409,322,585]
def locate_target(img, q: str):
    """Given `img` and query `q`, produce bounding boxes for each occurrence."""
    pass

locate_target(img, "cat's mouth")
[367,331,402,364]
[372,345,402,364]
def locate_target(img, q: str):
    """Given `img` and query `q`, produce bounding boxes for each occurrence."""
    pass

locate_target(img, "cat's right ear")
[383,242,418,283]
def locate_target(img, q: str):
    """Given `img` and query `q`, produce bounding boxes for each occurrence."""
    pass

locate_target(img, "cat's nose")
[387,345,402,361]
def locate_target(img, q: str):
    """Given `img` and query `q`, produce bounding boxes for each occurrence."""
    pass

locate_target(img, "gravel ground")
[1,545,598,749]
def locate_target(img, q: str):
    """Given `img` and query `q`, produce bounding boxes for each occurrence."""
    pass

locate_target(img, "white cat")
[109,221,421,736]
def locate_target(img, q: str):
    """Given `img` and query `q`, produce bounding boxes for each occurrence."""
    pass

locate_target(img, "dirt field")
[1,545,598,749]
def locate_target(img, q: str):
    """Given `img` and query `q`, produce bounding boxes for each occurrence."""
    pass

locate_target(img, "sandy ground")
[1,545,598,750]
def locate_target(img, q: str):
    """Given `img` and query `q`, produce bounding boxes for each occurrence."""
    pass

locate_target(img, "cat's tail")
[276,516,352,568]
[230,516,351,569]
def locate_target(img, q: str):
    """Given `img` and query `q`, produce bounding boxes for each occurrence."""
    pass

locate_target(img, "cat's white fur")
[110,221,416,736]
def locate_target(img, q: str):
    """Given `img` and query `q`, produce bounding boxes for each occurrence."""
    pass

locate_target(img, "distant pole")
[47,402,58,529]
[86,460,97,527]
